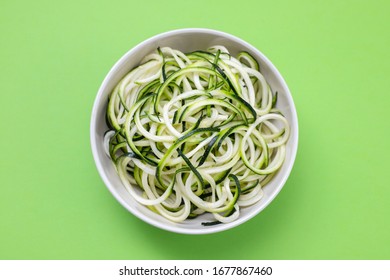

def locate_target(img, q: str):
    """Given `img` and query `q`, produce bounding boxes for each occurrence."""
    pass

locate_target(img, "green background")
[1,0,389,259]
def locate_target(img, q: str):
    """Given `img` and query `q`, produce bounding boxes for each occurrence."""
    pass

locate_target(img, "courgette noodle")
[104,46,290,225]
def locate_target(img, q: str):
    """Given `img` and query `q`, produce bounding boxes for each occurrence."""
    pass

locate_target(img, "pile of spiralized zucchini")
[104,46,290,225]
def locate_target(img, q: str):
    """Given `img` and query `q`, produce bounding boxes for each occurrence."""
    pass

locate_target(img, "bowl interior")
[91,28,298,234]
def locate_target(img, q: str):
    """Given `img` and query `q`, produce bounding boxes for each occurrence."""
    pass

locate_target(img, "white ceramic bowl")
[90,28,298,234]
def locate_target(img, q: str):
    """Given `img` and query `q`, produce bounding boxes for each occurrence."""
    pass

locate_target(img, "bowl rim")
[90,27,299,234]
